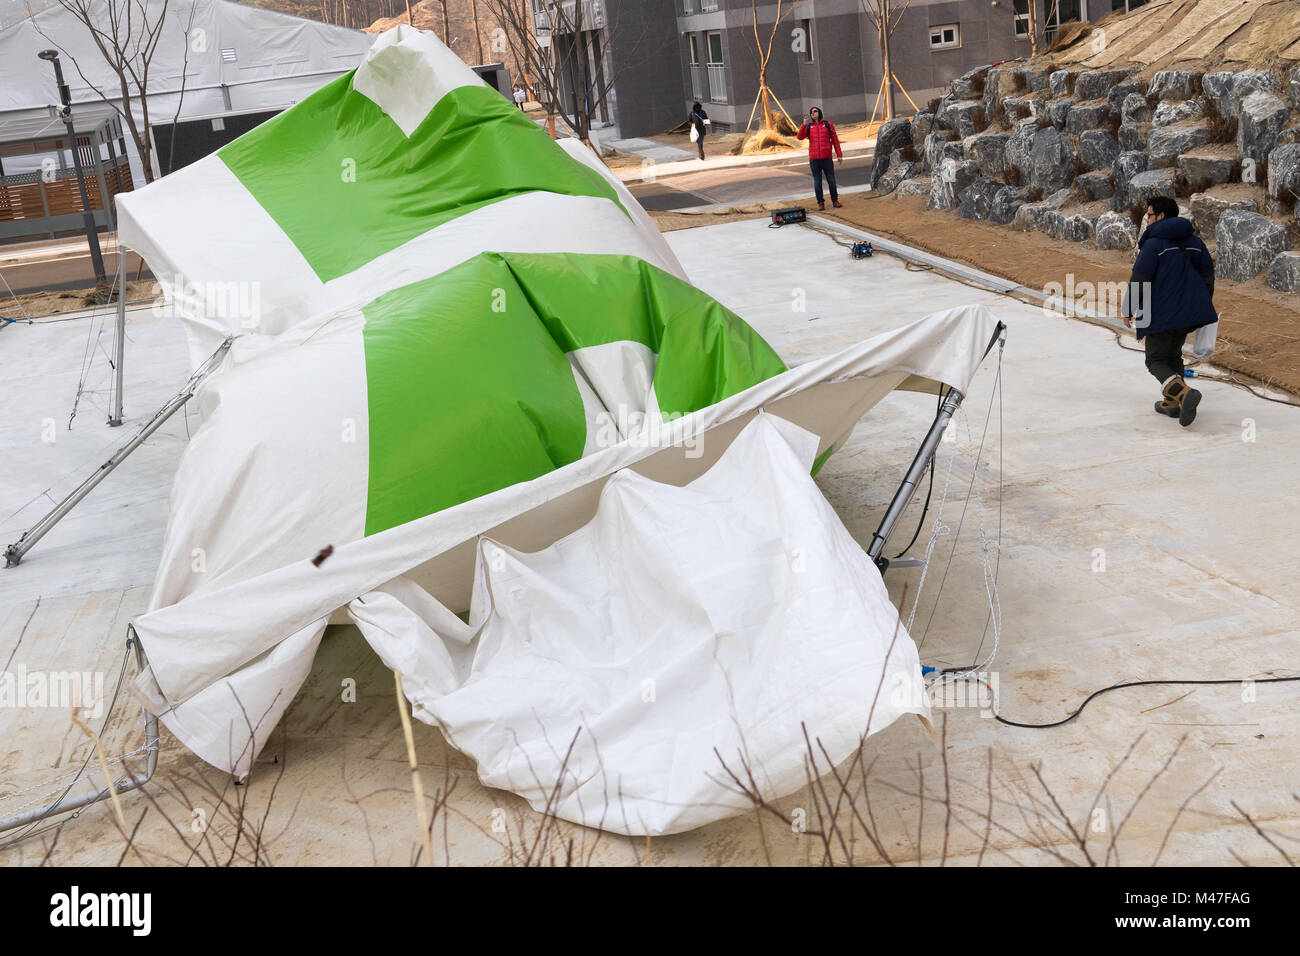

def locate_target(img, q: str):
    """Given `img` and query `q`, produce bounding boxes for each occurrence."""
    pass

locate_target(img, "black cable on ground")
[938,671,1300,730]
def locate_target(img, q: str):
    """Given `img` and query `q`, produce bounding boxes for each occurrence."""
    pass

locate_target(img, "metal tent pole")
[867,387,964,573]
[4,338,231,569]
[109,247,126,426]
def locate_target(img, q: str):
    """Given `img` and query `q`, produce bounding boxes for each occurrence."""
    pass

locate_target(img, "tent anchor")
[4,338,231,568]
[868,387,964,574]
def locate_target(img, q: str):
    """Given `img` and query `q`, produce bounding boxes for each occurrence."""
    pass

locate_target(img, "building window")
[929,23,960,50]
[705,31,726,103]
[1014,0,1030,36]
[689,34,700,65]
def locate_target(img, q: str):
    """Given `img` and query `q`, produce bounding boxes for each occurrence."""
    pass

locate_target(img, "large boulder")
[950,65,991,100]
[1201,71,1236,117]
[1111,150,1149,212]
[1011,188,1071,232]
[1266,251,1300,291]
[1150,70,1200,102]
[928,158,980,210]
[942,100,988,139]
[1107,82,1143,118]
[1065,101,1111,133]
[1266,143,1300,215]
[911,110,937,144]
[876,160,921,196]
[1045,98,1073,129]
[1075,68,1135,101]
[1119,123,1150,152]
[1229,69,1280,116]
[966,130,1010,178]
[1215,208,1291,282]
[1030,125,1076,194]
[1121,92,1152,125]
[1079,129,1119,171]
[1147,123,1211,168]
[1096,210,1139,250]
[924,130,963,172]
[1190,192,1259,238]
[990,185,1032,225]
[1003,119,1037,180]
[1176,148,1238,187]
[1152,98,1204,127]
[870,117,913,189]
[896,176,932,198]
[1047,213,1096,244]
[1126,169,1179,211]
[1074,170,1115,202]
[1237,92,1291,164]
[957,177,1004,220]
[1049,69,1080,97]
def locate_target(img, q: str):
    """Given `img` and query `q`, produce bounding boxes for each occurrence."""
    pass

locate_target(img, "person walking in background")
[797,106,843,210]
[1121,196,1218,427]
[689,102,709,161]
[513,85,527,110]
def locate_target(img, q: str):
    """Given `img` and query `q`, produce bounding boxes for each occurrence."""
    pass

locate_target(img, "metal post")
[39,51,107,287]
[5,339,232,568]
[867,387,964,572]
[109,249,126,426]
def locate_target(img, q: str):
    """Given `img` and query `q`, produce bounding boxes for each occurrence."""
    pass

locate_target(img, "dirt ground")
[816,192,1300,397]
[3,280,158,320]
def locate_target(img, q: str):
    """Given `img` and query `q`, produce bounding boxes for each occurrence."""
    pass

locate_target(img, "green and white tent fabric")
[118,25,1003,835]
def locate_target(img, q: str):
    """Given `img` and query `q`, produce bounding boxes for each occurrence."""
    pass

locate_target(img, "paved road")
[2,248,152,297]
[628,154,876,210]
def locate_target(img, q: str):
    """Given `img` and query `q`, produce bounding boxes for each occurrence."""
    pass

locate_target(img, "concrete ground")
[1,218,1297,866]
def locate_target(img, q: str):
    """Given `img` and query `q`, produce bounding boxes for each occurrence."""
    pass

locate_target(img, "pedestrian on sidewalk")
[689,102,709,160]
[1120,196,1217,427]
[797,106,843,210]
[513,85,527,110]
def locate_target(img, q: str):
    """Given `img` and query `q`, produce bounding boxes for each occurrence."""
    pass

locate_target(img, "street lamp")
[38,49,108,288]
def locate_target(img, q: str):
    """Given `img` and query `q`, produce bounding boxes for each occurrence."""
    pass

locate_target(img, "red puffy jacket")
[797,119,843,160]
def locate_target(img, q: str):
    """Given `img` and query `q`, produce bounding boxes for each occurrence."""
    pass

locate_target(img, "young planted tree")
[743,0,791,133]
[859,0,914,122]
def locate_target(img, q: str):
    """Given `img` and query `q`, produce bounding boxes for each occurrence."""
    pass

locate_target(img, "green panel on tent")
[218,75,626,283]
[360,252,786,535]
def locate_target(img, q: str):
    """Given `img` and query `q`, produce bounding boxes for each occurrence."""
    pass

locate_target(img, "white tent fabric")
[348,413,930,836]
[131,304,1002,821]
[0,0,371,183]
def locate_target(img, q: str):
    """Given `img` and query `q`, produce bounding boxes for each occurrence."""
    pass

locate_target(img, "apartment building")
[537,1,1150,138]
[675,0,1151,132]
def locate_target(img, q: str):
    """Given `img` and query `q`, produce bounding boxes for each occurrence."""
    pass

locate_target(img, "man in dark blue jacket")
[1121,196,1217,426]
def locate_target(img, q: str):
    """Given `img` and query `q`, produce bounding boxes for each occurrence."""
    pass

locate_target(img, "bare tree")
[742,0,792,133]
[859,0,914,123]
[32,0,195,183]
[481,0,644,148]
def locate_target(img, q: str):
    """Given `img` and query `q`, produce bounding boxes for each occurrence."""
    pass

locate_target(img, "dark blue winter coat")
[1122,217,1217,339]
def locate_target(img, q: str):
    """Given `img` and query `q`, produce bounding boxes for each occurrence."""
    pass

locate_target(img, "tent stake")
[868,387,964,573]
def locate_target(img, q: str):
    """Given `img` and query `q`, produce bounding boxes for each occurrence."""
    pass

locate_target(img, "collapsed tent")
[117,25,1004,835]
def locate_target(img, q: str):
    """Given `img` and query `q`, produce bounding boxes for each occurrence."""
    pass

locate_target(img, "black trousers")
[696,137,705,160]
[810,158,838,203]
[1143,329,1188,384]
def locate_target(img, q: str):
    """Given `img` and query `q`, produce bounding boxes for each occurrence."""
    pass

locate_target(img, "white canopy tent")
[0,0,373,184]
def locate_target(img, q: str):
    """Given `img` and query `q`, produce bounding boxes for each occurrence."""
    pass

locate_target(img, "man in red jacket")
[797,106,843,210]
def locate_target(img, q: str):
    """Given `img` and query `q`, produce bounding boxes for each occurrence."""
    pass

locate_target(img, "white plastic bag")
[1192,320,1218,359]
[689,123,699,143]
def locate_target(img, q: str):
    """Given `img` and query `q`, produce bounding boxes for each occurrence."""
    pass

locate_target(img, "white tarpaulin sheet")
[348,413,930,835]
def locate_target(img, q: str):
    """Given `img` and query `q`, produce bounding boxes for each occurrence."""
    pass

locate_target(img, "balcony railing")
[538,0,605,34]
[689,65,706,102]
[681,0,698,14]
[706,63,727,103]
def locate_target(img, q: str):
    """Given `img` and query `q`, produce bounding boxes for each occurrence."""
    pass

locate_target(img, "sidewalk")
[612,138,876,184]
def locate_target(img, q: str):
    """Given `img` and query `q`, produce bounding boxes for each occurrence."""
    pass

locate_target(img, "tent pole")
[4,338,231,569]
[0,629,158,839]
[109,246,126,426]
[868,387,964,572]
